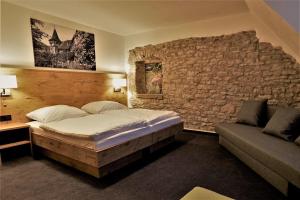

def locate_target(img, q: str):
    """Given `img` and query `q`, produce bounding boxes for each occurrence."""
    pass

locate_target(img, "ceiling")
[4,0,249,36]
[265,0,300,32]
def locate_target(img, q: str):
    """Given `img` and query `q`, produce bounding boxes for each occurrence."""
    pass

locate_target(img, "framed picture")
[30,18,96,71]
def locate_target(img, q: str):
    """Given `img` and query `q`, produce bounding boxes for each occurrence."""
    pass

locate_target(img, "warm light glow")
[128,90,132,99]
[127,91,133,108]
[112,78,127,89]
[0,75,18,89]
[125,64,130,74]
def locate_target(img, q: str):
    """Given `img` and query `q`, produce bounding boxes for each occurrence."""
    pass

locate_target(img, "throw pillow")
[263,107,300,141]
[236,99,268,126]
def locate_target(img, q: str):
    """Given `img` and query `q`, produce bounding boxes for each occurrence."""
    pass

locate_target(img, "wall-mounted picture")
[30,18,96,71]
[145,63,163,94]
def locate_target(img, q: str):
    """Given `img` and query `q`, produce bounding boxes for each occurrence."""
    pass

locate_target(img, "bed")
[28,108,183,178]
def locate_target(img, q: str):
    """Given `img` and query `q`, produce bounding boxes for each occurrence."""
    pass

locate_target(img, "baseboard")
[183,128,217,136]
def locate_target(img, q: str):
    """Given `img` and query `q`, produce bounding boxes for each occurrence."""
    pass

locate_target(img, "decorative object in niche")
[30,18,96,71]
[145,63,162,94]
[135,61,163,98]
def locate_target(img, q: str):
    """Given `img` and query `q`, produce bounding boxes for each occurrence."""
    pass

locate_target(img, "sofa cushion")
[216,123,300,187]
[236,99,267,126]
[263,107,300,141]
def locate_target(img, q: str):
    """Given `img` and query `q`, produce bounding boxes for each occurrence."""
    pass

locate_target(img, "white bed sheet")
[95,116,181,150]
[102,109,179,125]
[39,109,179,141]
[27,116,182,151]
[39,112,146,140]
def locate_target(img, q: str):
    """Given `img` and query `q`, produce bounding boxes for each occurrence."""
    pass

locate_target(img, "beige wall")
[246,0,300,61]
[0,2,125,72]
[125,12,300,63]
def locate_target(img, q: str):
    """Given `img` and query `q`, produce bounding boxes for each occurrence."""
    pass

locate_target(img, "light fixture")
[0,75,18,96]
[112,78,127,92]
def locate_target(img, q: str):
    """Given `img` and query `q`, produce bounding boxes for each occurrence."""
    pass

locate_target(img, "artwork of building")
[31,18,96,71]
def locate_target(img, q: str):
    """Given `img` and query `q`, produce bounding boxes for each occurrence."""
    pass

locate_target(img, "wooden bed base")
[31,122,183,178]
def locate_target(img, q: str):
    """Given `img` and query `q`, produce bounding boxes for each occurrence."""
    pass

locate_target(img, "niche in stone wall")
[135,61,163,99]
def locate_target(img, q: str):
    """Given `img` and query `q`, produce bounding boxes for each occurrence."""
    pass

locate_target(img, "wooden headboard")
[0,67,127,122]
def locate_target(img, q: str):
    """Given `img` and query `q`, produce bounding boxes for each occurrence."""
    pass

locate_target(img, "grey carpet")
[0,132,286,200]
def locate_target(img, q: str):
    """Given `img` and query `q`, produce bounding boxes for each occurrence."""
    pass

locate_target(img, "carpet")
[0,132,286,200]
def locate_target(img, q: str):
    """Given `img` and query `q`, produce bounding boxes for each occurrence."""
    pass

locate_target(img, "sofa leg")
[288,183,300,200]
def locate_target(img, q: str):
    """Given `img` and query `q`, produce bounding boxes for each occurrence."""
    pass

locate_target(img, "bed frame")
[31,122,183,178]
[2,67,183,177]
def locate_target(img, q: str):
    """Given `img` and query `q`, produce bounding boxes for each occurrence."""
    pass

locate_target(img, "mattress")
[28,116,182,151]
[39,109,178,140]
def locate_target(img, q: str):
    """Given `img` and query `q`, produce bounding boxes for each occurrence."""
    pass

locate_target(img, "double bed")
[28,108,183,178]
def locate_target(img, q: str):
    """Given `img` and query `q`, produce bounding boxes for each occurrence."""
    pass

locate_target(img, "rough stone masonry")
[128,30,300,131]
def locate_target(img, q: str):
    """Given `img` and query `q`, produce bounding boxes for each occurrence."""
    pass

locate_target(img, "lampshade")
[0,75,18,89]
[112,78,127,88]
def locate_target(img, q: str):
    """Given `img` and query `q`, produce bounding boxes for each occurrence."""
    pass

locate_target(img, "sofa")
[215,105,300,197]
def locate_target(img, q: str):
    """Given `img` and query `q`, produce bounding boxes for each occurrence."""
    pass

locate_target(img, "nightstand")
[0,122,32,165]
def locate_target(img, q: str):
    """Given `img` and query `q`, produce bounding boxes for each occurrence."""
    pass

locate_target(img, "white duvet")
[105,108,179,125]
[40,109,179,140]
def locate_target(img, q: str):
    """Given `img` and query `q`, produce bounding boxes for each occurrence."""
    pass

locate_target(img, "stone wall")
[128,31,300,131]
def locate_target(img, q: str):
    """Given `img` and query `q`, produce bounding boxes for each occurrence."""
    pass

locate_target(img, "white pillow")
[26,105,87,123]
[81,101,127,114]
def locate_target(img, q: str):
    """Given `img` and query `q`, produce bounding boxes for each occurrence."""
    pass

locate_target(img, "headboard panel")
[0,67,127,122]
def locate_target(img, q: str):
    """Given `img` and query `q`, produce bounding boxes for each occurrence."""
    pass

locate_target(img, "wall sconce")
[0,75,18,96]
[112,78,127,92]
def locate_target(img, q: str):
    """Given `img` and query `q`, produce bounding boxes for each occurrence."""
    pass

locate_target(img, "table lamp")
[0,75,17,121]
[112,78,127,92]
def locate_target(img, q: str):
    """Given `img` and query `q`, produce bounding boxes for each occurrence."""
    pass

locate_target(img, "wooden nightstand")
[0,122,32,165]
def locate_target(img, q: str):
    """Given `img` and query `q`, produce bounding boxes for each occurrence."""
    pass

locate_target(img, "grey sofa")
[215,106,300,197]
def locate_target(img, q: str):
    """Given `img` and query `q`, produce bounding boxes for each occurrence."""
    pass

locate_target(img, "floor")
[0,132,286,200]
